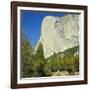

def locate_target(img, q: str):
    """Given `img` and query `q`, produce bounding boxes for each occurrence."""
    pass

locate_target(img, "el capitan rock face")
[36,14,79,58]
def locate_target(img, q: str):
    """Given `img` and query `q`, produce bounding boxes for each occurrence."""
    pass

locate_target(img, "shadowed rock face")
[37,15,79,58]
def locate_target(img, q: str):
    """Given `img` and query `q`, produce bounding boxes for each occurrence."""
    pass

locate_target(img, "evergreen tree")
[32,43,46,77]
[21,32,34,77]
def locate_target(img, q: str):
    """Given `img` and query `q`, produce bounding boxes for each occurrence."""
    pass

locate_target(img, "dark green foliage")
[22,33,34,77]
[44,46,79,76]
[45,56,79,75]
[22,33,79,77]
[32,43,46,77]
[22,32,46,77]
[63,46,79,57]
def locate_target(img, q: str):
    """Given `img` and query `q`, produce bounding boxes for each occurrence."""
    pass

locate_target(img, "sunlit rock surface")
[36,14,79,58]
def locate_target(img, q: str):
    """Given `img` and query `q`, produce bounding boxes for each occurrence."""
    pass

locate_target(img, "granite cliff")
[35,14,79,58]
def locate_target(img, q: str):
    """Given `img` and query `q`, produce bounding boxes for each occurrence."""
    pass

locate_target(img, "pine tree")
[21,32,34,77]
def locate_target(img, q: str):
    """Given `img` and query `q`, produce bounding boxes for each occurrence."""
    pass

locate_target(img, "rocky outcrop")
[52,70,69,76]
[34,14,79,58]
[40,15,79,58]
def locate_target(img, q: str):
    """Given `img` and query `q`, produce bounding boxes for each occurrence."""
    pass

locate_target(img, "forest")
[22,33,79,78]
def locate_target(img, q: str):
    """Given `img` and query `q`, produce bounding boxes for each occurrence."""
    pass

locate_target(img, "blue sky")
[21,10,65,48]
